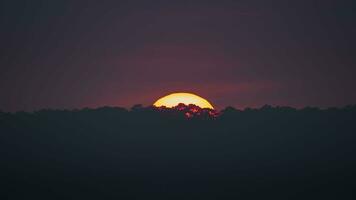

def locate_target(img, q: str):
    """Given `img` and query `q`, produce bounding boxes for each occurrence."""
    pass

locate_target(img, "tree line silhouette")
[1,104,356,199]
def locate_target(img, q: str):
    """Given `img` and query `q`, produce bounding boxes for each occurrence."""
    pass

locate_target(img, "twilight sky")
[1,0,355,111]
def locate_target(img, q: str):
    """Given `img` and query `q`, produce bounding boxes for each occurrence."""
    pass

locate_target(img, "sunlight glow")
[153,93,214,109]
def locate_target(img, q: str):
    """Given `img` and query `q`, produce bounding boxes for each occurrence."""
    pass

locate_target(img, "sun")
[153,92,214,109]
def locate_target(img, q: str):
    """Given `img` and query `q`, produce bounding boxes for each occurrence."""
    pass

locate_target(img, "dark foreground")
[1,105,356,199]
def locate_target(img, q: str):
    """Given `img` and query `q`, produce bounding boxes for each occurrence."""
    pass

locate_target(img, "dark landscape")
[1,105,356,199]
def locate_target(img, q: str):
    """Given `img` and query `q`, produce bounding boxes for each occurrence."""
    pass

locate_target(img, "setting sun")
[153,92,214,109]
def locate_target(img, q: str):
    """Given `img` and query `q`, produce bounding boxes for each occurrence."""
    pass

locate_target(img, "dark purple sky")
[1,0,355,111]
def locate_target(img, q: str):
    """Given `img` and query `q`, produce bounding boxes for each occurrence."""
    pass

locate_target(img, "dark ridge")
[1,105,356,199]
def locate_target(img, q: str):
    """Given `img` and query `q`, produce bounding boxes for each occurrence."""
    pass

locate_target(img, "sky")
[1,0,355,111]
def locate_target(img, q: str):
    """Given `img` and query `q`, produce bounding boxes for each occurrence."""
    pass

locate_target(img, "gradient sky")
[1,0,355,111]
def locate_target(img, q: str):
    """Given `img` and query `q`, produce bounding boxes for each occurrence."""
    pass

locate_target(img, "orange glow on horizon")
[153,92,214,109]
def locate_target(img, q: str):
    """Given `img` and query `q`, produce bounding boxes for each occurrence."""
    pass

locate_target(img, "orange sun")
[153,92,214,109]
